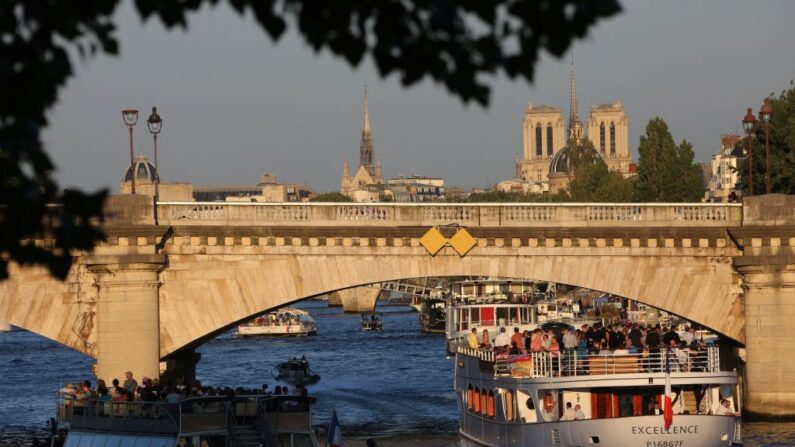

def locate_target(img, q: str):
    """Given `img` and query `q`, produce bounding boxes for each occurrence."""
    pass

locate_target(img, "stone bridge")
[1,194,794,418]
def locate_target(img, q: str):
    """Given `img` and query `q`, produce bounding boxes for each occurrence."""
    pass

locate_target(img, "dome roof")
[123,154,159,183]
[549,140,604,175]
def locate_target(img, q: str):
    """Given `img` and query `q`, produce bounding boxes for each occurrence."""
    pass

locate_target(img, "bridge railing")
[155,202,742,227]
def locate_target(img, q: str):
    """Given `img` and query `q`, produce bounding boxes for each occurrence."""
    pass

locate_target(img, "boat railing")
[458,346,722,378]
[55,393,313,435]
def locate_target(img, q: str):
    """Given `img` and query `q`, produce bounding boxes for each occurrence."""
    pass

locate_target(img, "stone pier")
[87,254,166,383]
[734,195,795,419]
[336,286,381,313]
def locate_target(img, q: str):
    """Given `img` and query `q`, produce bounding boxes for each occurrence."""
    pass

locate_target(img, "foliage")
[0,0,620,279]
[556,139,602,176]
[310,192,354,202]
[737,81,795,194]
[634,118,704,202]
[568,162,634,202]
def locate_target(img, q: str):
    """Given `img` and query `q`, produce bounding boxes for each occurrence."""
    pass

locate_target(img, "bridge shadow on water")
[197,300,460,438]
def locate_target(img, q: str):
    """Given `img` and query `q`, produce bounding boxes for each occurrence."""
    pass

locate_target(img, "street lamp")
[759,98,773,194]
[147,107,163,225]
[742,107,756,196]
[122,109,139,194]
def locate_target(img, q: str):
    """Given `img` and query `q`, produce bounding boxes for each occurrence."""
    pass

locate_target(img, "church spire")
[363,84,371,134]
[567,54,584,142]
[568,55,579,133]
[359,85,375,176]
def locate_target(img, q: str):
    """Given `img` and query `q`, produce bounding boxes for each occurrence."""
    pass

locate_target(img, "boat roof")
[272,307,311,316]
[65,431,177,447]
[452,279,537,285]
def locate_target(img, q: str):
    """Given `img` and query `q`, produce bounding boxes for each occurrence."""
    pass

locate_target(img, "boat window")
[487,391,495,419]
[504,390,515,422]
[467,385,475,411]
[480,390,488,417]
[473,387,481,413]
[471,308,480,325]
[526,396,535,410]
[480,307,495,327]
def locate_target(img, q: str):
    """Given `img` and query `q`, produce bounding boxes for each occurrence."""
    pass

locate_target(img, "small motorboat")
[272,357,321,385]
[236,308,317,337]
[361,312,383,331]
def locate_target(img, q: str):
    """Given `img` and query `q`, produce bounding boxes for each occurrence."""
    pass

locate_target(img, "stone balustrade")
[155,202,742,227]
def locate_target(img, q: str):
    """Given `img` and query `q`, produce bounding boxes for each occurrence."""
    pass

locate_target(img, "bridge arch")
[160,248,743,358]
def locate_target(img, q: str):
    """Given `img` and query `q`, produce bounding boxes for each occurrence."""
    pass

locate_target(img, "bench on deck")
[587,355,640,374]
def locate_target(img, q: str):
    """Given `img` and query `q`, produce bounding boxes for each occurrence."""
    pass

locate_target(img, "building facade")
[512,62,634,192]
[386,176,445,202]
[341,88,385,202]
[586,102,633,175]
[706,134,743,202]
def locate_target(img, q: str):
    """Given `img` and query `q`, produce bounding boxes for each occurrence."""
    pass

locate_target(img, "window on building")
[610,122,616,155]
[599,122,606,154]
[535,124,542,157]
[546,124,553,156]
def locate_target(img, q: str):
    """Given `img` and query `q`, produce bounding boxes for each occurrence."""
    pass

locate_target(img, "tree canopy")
[634,117,704,202]
[0,0,621,279]
[567,161,634,202]
[737,81,795,194]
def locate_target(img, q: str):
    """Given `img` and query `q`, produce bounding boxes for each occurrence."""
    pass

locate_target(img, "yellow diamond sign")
[449,228,477,257]
[420,227,446,256]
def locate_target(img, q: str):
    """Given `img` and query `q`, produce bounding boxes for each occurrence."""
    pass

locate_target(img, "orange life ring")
[543,394,554,412]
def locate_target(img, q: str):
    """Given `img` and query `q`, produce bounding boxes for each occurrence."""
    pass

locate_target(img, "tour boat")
[446,280,600,353]
[236,308,317,337]
[272,357,321,385]
[53,393,321,447]
[419,298,446,334]
[361,312,384,331]
[454,345,742,446]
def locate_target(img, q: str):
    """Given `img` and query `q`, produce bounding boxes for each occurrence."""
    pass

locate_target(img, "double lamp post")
[741,98,773,196]
[121,107,163,223]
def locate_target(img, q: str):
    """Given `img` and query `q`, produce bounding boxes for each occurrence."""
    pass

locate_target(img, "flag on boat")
[327,408,344,447]
[663,349,673,429]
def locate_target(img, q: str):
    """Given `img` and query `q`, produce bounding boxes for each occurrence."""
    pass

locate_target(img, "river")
[0,300,791,446]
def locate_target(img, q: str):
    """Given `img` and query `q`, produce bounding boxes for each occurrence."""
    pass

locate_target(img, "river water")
[0,300,791,446]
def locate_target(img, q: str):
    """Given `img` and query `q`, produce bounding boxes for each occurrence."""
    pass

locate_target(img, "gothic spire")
[568,54,579,134]
[359,85,375,175]
[363,84,371,134]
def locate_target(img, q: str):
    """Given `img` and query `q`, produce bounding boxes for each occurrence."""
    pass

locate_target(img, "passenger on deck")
[494,327,511,350]
[510,327,525,350]
[681,326,696,345]
[663,327,681,346]
[466,328,479,349]
[560,402,576,421]
[480,329,492,349]
[562,328,577,350]
[123,371,138,394]
[530,329,543,352]
[716,399,736,416]
[574,404,586,420]
[628,324,644,352]
[509,342,522,355]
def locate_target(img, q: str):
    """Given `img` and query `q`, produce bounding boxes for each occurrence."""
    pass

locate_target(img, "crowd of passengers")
[466,322,712,372]
[59,370,308,412]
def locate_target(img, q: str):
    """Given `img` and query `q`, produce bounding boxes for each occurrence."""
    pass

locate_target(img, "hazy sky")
[43,0,795,193]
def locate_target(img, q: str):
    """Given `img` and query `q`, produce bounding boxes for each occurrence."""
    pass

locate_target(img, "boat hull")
[236,326,317,337]
[459,414,739,447]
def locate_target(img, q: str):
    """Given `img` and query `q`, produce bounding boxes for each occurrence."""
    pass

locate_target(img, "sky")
[42,0,795,193]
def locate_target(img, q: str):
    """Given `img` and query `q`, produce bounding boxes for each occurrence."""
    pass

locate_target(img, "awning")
[64,431,177,447]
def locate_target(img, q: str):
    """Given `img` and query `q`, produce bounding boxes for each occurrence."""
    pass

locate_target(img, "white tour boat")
[53,393,321,447]
[455,345,741,446]
[236,308,317,337]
